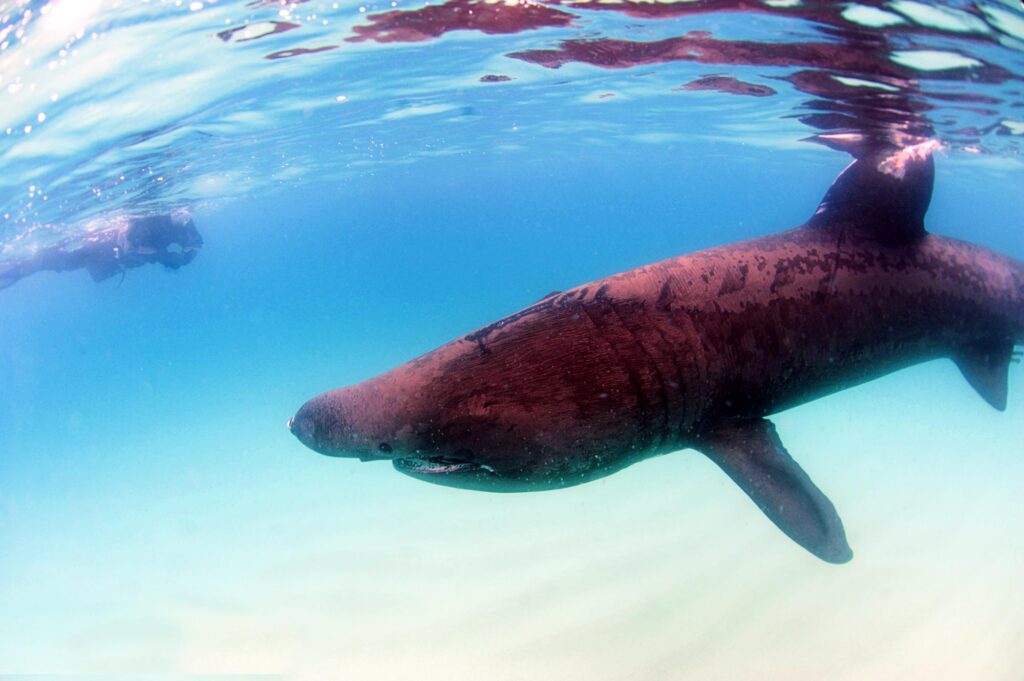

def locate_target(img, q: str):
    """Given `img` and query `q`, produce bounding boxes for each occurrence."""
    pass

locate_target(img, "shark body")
[290,149,1023,563]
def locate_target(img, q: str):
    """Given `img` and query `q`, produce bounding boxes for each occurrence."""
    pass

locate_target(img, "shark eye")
[378,442,393,453]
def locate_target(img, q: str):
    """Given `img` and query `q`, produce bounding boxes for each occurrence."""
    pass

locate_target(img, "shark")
[289,146,1023,563]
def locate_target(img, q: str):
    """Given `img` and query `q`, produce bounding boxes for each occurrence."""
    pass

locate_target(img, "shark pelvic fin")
[953,341,1013,411]
[698,418,852,564]
[808,143,936,244]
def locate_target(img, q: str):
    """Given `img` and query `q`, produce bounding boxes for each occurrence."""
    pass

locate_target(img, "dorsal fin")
[808,143,936,244]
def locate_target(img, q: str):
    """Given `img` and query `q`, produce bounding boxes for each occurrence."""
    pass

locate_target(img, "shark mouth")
[393,455,495,476]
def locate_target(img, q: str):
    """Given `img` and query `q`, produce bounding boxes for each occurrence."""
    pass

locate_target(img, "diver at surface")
[0,212,203,291]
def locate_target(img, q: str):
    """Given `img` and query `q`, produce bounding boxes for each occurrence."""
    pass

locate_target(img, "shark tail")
[811,141,1022,412]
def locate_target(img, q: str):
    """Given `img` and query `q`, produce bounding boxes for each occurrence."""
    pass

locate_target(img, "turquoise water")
[1,1,1023,678]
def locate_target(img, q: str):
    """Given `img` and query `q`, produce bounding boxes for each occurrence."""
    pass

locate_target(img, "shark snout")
[289,390,396,460]
[288,409,317,447]
[289,392,356,458]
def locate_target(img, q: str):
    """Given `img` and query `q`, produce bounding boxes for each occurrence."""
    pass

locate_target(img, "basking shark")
[290,147,1022,563]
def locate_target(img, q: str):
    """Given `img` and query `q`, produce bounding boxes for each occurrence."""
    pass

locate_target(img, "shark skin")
[290,148,1023,563]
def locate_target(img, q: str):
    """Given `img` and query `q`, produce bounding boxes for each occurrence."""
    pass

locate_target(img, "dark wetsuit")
[0,213,202,290]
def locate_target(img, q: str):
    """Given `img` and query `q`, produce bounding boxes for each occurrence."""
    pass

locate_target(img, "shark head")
[288,345,648,493]
[288,378,549,491]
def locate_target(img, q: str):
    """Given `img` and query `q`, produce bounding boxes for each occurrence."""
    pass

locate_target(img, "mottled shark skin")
[290,148,1023,563]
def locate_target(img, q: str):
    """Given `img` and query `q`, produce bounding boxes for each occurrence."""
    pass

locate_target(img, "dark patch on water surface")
[679,75,776,97]
[207,0,1024,160]
[500,22,1018,155]
[346,0,574,44]
[265,46,339,60]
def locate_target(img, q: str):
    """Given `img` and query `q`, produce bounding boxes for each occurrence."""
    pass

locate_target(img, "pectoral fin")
[698,418,852,564]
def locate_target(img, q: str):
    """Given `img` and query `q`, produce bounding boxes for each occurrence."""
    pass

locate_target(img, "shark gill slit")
[825,223,847,299]
[578,297,654,452]
[648,301,691,444]
[606,298,673,451]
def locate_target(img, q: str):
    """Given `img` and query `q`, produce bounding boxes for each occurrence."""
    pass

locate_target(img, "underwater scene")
[1,0,1023,678]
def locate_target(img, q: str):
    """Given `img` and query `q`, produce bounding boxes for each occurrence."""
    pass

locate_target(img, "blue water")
[2,1,1024,678]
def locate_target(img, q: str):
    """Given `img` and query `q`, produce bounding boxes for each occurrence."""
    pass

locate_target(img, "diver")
[0,212,203,291]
